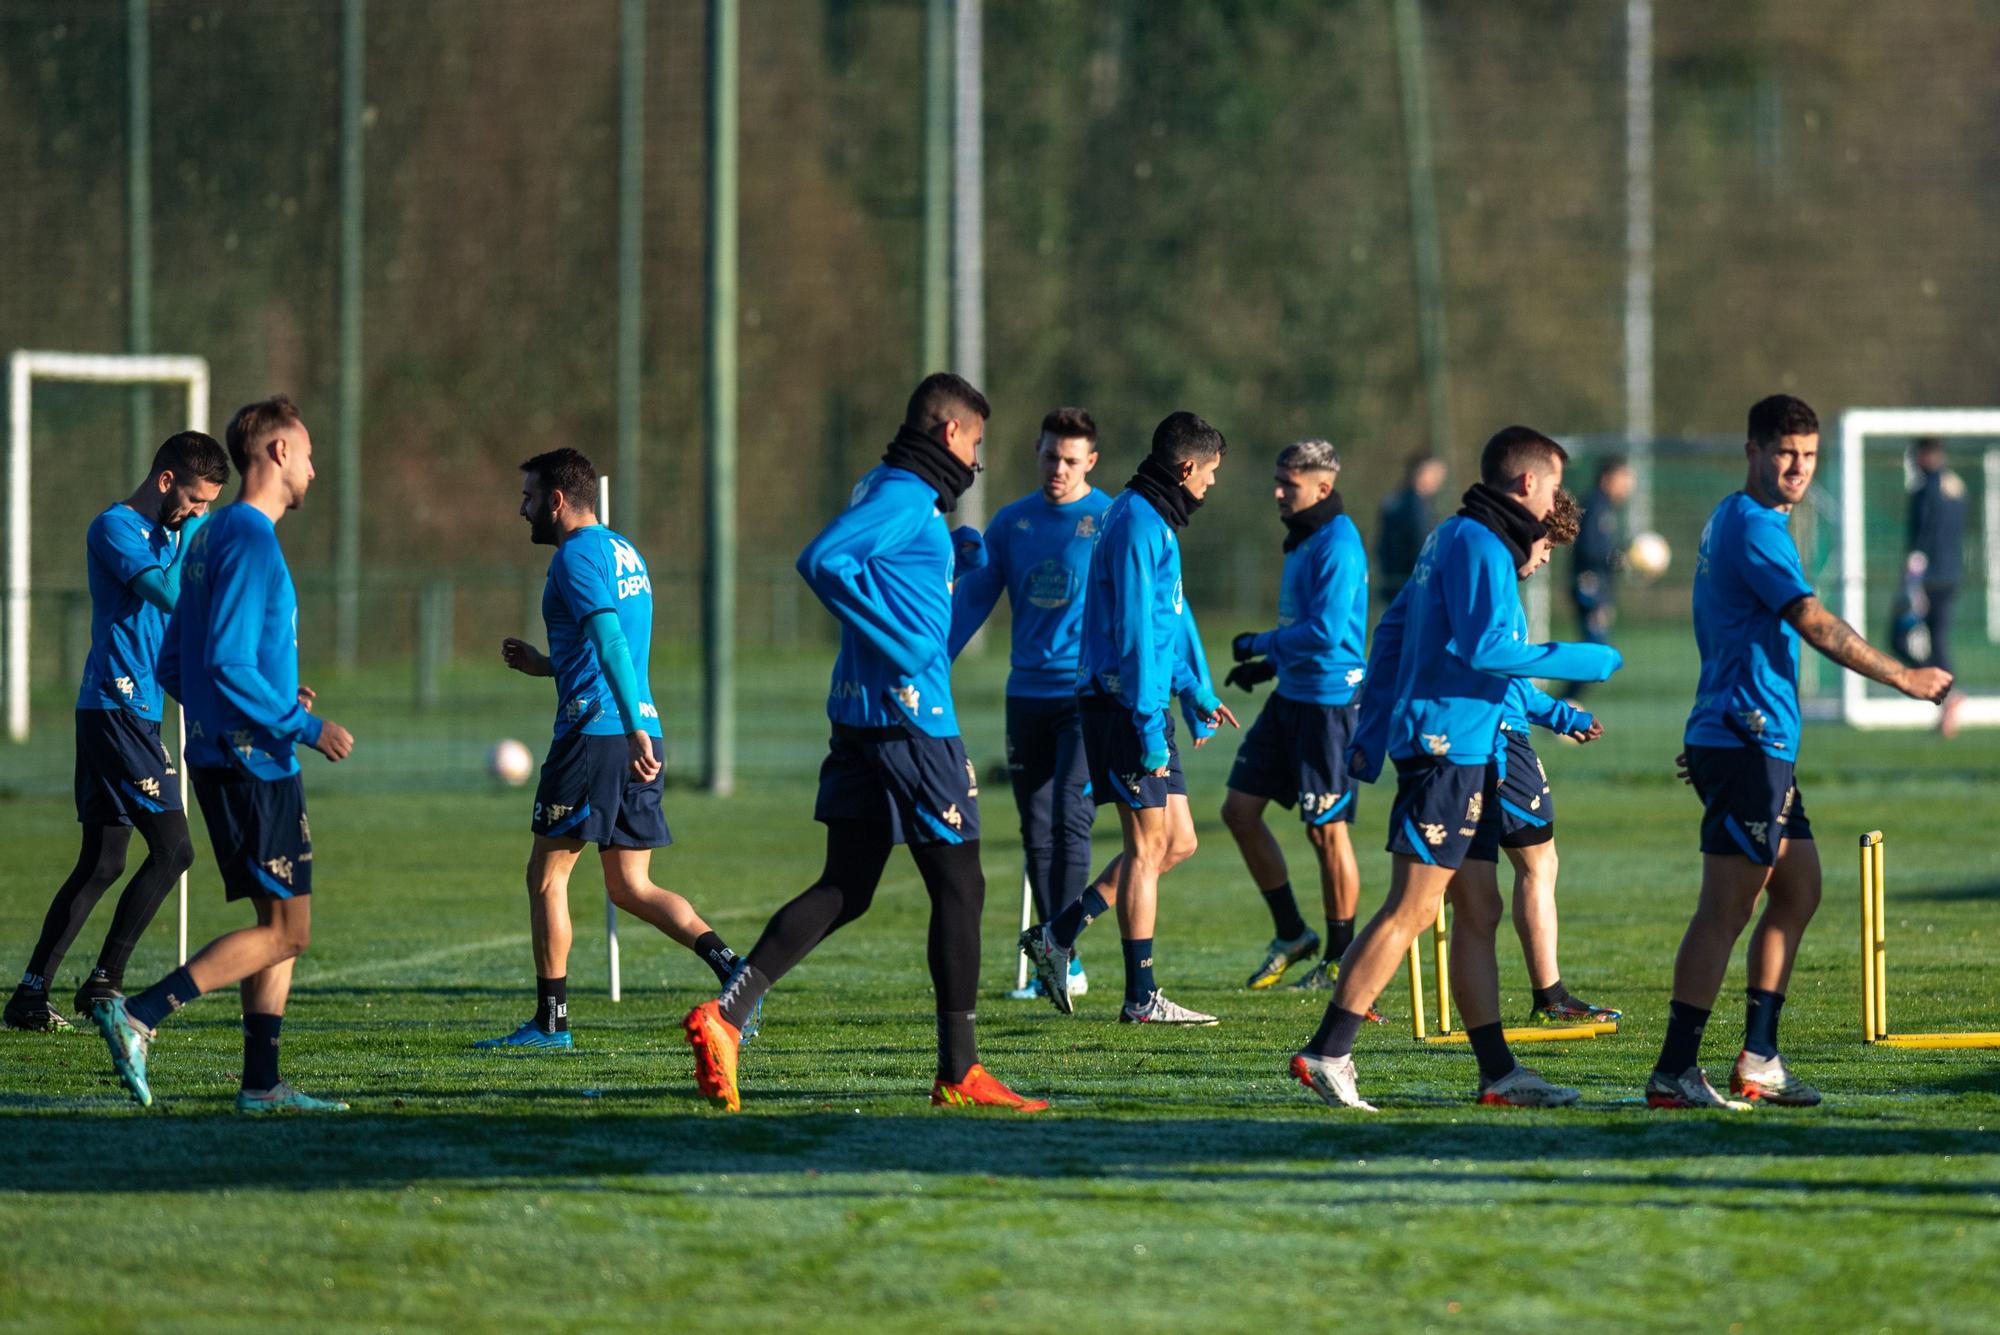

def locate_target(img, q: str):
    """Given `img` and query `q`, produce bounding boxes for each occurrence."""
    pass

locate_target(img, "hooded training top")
[1077,488,1210,756]
[1244,513,1368,706]
[799,463,960,738]
[1683,490,1814,758]
[948,486,1114,698]
[77,504,180,720]
[543,525,662,739]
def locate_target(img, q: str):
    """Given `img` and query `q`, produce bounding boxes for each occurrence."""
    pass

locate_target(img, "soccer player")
[479,448,744,1050]
[1289,426,1622,1111]
[1647,395,1953,1109]
[1375,452,1445,606]
[4,433,228,1033]
[684,373,1047,1112]
[92,395,357,1111]
[1220,439,1370,994]
[1020,411,1238,1025]
[1902,437,1966,737]
[949,407,1112,1001]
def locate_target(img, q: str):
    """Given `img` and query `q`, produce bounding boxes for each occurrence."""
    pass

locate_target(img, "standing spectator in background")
[1904,437,1967,737]
[1375,453,1445,605]
[1565,458,1633,698]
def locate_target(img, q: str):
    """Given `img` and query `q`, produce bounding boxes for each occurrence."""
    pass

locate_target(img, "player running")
[948,407,1111,1001]
[1647,395,1952,1110]
[684,373,1047,1112]
[1020,412,1238,1025]
[91,395,357,1111]
[1289,426,1622,1111]
[477,448,745,1051]
[4,433,227,1033]
[1220,438,1371,994]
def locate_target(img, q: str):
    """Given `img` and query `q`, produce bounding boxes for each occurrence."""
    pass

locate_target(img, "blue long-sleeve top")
[542,525,663,739]
[1244,513,1368,705]
[76,503,199,720]
[1349,516,1621,773]
[948,486,1113,698]
[799,463,960,738]
[1076,489,1205,757]
[1500,601,1592,735]
[159,503,323,779]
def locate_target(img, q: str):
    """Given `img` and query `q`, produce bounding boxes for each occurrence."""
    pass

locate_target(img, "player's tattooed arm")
[1781,595,1953,702]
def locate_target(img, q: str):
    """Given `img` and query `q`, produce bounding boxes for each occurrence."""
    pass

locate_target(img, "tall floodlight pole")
[1393,0,1453,462]
[920,0,952,374]
[1624,0,1656,532]
[335,0,366,668]
[952,0,985,532]
[616,0,646,520]
[127,0,152,478]
[703,0,738,795]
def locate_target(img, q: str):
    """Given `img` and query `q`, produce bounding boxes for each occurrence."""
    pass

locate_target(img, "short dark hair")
[1404,452,1442,483]
[1479,425,1568,487]
[1150,411,1227,467]
[1747,394,1818,448]
[1039,406,1097,444]
[1913,435,1946,457]
[150,430,229,487]
[905,373,990,430]
[1595,455,1630,484]
[520,448,599,512]
[223,395,304,474]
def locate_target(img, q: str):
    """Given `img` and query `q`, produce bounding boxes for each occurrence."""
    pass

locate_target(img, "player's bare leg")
[1507,842,1561,990]
[1112,793,1210,1022]
[184,895,312,996]
[600,847,712,949]
[1444,861,1506,1030]
[1647,851,1776,1109]
[474,835,583,1049]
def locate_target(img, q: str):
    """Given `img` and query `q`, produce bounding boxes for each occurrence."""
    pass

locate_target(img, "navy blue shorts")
[815,724,980,845]
[1386,756,1501,868]
[1080,695,1187,811]
[1496,726,1555,849]
[1684,744,1812,867]
[1226,693,1359,825]
[74,708,182,827]
[532,731,672,849]
[190,767,312,900]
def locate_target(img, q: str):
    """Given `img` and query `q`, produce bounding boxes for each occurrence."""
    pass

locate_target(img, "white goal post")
[7,350,211,963]
[1838,407,2000,729]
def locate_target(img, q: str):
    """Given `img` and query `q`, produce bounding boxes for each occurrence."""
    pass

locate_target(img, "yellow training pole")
[1860,832,1879,1042]
[1872,833,1888,1041]
[1434,902,1451,1036]
[1408,936,1425,1039]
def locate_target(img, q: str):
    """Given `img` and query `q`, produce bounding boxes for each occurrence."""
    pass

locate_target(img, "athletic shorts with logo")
[1496,725,1555,849]
[532,731,673,849]
[74,707,183,827]
[815,723,981,846]
[1080,694,1187,810]
[190,766,312,900]
[1683,744,1812,867]
[1386,755,1501,868]
[1227,694,1359,825]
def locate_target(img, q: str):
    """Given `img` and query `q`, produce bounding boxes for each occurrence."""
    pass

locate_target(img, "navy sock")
[937,1010,977,1083]
[1743,987,1785,1059]
[242,1012,282,1091]
[1654,999,1711,1075]
[1050,886,1108,951]
[126,965,201,1030]
[536,975,568,1034]
[1532,978,1572,1011]
[1324,917,1355,962]
[1261,882,1308,940]
[1305,1004,1368,1059]
[693,931,737,985]
[1121,937,1156,1007]
[1466,1021,1515,1083]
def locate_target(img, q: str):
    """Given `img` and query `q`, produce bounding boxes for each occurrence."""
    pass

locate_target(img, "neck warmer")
[1281,489,1345,552]
[883,424,976,511]
[1455,483,1548,568]
[1127,455,1200,530]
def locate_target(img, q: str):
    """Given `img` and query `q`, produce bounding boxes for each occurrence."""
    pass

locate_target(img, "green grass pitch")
[2,636,1997,1331]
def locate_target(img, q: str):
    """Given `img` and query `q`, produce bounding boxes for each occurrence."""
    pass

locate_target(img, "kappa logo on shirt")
[1423,733,1451,756]
[137,777,161,799]
[1345,668,1365,687]
[1746,820,1770,847]
[1015,517,1033,531]
[895,684,922,714]
[264,857,294,885]
[941,804,964,831]
[114,676,136,698]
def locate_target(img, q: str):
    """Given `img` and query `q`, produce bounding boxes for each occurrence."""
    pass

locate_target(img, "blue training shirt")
[1500,599,1591,736]
[948,486,1113,698]
[161,503,322,779]
[1246,513,1369,706]
[76,503,179,720]
[543,526,663,739]
[1076,489,1211,756]
[1684,490,1814,758]
[799,464,960,738]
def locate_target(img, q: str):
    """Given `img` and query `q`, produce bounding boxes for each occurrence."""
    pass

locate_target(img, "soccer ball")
[1626,531,1671,578]
[488,738,533,787]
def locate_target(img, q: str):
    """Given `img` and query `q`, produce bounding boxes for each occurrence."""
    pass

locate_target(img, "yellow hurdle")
[1408,901,1612,1044]
[1859,831,2000,1050]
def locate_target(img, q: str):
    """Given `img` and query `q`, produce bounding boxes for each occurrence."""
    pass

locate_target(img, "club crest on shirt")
[1419,822,1448,847]
[1075,515,1097,538]
[1015,516,1033,531]
[1423,733,1451,756]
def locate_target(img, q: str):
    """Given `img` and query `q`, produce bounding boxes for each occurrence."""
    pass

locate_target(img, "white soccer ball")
[488,738,533,787]
[1626,531,1671,578]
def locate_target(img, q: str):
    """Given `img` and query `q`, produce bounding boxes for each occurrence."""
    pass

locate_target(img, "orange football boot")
[931,1063,1050,1112]
[684,1000,742,1112]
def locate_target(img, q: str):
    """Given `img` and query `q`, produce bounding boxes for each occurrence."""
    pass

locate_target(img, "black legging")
[21,809,194,990]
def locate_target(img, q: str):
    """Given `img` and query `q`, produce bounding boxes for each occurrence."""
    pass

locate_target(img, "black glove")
[1224,660,1277,693]
[1231,632,1260,662]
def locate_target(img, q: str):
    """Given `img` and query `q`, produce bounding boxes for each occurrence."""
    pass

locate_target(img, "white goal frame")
[1838,407,2000,729]
[7,350,211,961]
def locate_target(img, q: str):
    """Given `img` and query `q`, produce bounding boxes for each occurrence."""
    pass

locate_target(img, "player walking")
[1020,412,1238,1025]
[478,448,745,1050]
[1289,426,1622,1111]
[948,407,1111,1001]
[4,433,227,1032]
[91,396,357,1111]
[1647,395,1952,1109]
[1220,439,1371,994]
[684,373,1047,1112]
